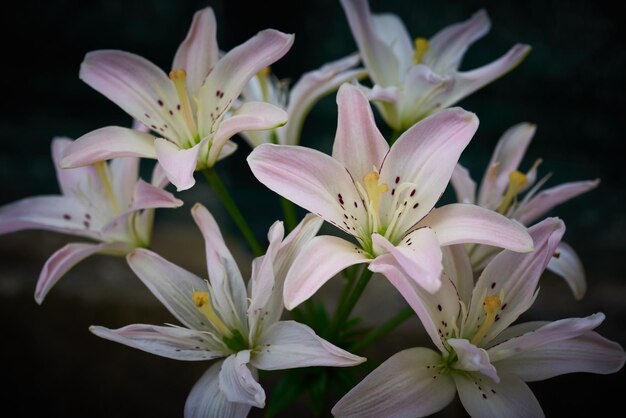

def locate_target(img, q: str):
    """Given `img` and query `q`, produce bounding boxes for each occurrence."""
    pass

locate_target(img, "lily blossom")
[0,137,182,303]
[248,83,532,309]
[239,53,366,147]
[90,204,364,418]
[340,0,531,131]
[332,218,625,418]
[451,122,600,299]
[60,7,293,191]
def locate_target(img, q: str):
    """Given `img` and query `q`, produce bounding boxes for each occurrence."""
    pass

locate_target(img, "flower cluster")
[2,1,623,417]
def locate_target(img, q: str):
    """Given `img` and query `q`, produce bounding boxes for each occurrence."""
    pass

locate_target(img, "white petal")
[451,163,477,204]
[441,244,474,307]
[332,347,456,418]
[219,351,265,408]
[51,137,99,196]
[185,360,252,418]
[448,338,499,383]
[154,138,201,191]
[251,320,364,370]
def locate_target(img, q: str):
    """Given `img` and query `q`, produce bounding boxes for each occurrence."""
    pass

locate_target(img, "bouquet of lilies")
[2,1,623,417]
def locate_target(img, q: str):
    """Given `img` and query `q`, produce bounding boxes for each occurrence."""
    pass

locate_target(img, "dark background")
[1,0,624,417]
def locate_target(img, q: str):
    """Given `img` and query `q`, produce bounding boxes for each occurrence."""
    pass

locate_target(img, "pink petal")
[197,29,294,136]
[425,10,491,73]
[331,83,389,182]
[332,347,456,418]
[185,360,252,418]
[547,241,586,300]
[284,53,365,145]
[378,107,479,232]
[398,64,451,125]
[450,163,477,204]
[35,241,130,304]
[208,102,287,166]
[514,179,600,225]
[108,156,140,206]
[154,138,201,191]
[441,244,474,306]
[283,235,369,310]
[453,371,543,418]
[130,178,183,211]
[247,144,367,236]
[172,7,219,96]
[89,323,227,361]
[417,203,533,251]
[79,50,179,135]
[219,351,265,408]
[448,338,499,382]
[252,320,365,370]
[60,126,157,169]
[51,137,98,195]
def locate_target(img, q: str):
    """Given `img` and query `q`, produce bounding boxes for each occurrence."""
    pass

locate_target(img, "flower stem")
[202,168,264,257]
[330,266,373,336]
[349,307,414,352]
[279,196,299,233]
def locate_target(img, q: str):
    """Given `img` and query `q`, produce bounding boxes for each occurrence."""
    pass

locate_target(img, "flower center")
[169,68,199,145]
[192,291,233,338]
[94,161,122,213]
[363,170,389,229]
[413,37,429,64]
[470,295,501,346]
[496,170,528,215]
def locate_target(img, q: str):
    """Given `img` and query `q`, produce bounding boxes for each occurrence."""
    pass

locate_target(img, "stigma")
[413,37,429,64]
[192,291,233,337]
[497,170,528,214]
[470,295,501,346]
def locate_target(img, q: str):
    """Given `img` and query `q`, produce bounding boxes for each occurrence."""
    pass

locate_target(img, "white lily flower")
[340,0,531,131]
[451,122,600,299]
[90,204,364,418]
[0,137,182,303]
[332,218,625,418]
[60,7,294,191]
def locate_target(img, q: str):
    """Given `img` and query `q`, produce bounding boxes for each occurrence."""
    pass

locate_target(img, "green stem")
[349,307,414,352]
[279,196,298,233]
[330,267,373,336]
[202,168,264,257]
[389,128,403,145]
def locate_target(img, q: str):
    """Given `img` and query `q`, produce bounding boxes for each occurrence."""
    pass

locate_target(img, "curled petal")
[154,138,201,191]
[448,338,499,383]
[547,241,586,300]
[219,351,265,408]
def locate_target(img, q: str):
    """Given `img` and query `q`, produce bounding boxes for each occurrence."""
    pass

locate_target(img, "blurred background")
[1,0,624,416]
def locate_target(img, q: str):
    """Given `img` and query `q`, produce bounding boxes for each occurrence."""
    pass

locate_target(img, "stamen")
[192,291,233,337]
[497,170,528,214]
[94,161,121,213]
[413,37,429,64]
[257,66,272,103]
[470,295,501,346]
[169,69,198,140]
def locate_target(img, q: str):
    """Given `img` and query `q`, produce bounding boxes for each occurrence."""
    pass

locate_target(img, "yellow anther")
[363,171,389,216]
[497,170,528,214]
[192,291,232,337]
[471,295,501,346]
[413,37,429,64]
[169,68,198,139]
[258,66,271,77]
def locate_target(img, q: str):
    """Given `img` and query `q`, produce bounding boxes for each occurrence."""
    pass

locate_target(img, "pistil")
[192,291,233,338]
[470,295,501,346]
[497,170,528,214]
[363,170,389,230]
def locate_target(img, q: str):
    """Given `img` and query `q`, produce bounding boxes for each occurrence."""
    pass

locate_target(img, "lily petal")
[129,178,183,211]
[209,102,287,166]
[443,43,531,109]
[185,360,252,418]
[547,241,586,300]
[451,164,477,204]
[417,203,533,251]
[51,137,98,195]
[219,350,265,408]
[453,371,543,418]
[513,179,600,225]
[191,203,248,331]
[332,83,389,182]
[197,29,294,136]
[60,126,157,168]
[109,156,140,206]
[332,347,456,418]
[79,50,179,136]
[379,108,479,232]
[89,323,226,361]
[283,235,369,310]
[441,244,474,307]
[252,320,365,370]
[248,144,367,236]
[35,241,130,304]
[126,248,214,332]
[172,7,219,96]
[448,338,499,383]
[154,138,201,191]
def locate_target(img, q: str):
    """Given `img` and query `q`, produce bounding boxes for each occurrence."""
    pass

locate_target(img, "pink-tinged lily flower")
[0,137,182,304]
[340,0,531,131]
[332,218,625,418]
[239,53,366,147]
[90,204,364,418]
[451,122,600,299]
[60,7,294,191]
[248,83,532,309]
